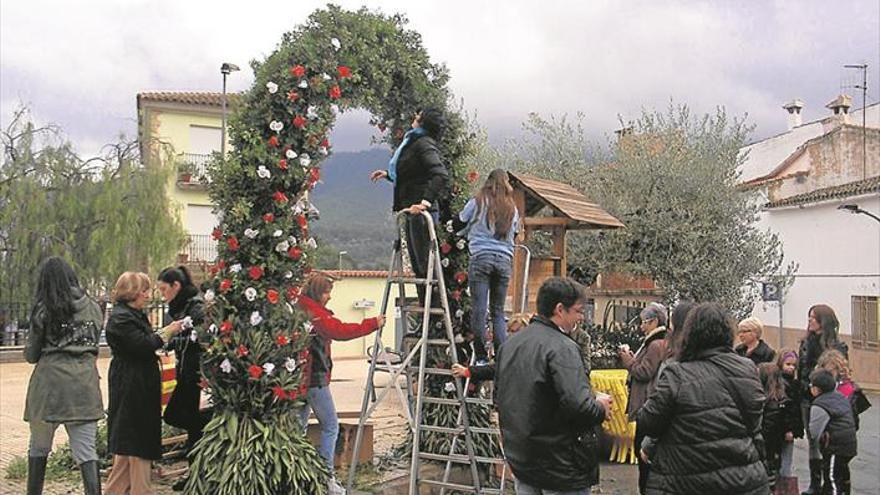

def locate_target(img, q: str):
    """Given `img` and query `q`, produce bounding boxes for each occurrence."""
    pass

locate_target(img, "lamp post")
[220,62,240,157]
[338,250,348,270]
[838,204,880,224]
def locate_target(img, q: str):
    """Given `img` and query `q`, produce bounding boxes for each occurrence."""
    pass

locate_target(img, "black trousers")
[634,421,650,494]
[403,212,440,307]
[822,453,852,495]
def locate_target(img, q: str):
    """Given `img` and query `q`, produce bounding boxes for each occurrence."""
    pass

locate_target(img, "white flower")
[288,235,297,245]
[292,203,304,215]
[299,156,311,168]
[229,263,242,273]
[456,239,466,250]
[454,333,465,344]
[257,166,271,179]
[298,80,308,89]
[284,271,294,279]
[445,221,454,233]
[244,228,259,239]
[303,321,314,334]
[284,357,297,373]
[204,289,215,303]
[285,149,298,159]
[262,362,276,376]
[250,311,263,326]
[269,120,283,132]
[208,323,217,334]
[319,146,328,156]
[190,330,198,342]
[444,381,456,393]
[245,287,257,302]
[330,104,339,115]
[306,106,319,120]
[266,81,278,94]
[220,358,232,374]
[272,229,283,237]
[321,72,331,81]
[275,240,290,253]
[306,237,317,249]
[308,204,320,216]
[455,309,464,318]
[441,258,450,267]
[330,38,341,51]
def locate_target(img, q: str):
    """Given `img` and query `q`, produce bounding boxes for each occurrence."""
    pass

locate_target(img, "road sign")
[762,282,781,302]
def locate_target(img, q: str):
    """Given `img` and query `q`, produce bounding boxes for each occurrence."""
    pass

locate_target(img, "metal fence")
[184,234,218,263]
[178,153,213,184]
[0,298,169,347]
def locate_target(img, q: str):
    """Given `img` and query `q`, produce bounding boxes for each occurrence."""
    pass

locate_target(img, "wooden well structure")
[507,172,625,313]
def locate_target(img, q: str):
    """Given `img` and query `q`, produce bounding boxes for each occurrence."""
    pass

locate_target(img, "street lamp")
[838,204,880,223]
[220,62,240,157]
[338,251,348,270]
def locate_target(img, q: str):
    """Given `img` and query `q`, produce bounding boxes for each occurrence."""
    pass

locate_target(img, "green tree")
[485,105,794,317]
[0,107,185,302]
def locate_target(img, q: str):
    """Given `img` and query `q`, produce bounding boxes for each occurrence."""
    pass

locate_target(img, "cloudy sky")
[1,0,878,156]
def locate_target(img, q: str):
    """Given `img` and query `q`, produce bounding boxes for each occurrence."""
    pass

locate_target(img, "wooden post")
[510,188,528,313]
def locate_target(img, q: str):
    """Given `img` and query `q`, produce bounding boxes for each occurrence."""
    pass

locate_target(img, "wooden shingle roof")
[509,172,624,229]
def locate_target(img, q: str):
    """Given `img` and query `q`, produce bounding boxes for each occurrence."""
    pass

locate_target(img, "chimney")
[782,99,804,129]
[615,125,633,141]
[825,94,852,125]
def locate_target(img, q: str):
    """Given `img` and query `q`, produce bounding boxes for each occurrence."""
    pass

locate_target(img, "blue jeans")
[468,251,512,359]
[515,478,591,495]
[298,386,339,473]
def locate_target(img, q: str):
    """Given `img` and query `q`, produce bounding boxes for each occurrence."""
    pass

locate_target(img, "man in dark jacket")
[808,369,857,495]
[370,108,448,299]
[496,277,611,494]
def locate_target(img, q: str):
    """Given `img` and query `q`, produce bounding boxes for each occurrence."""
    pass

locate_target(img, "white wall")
[752,194,880,336]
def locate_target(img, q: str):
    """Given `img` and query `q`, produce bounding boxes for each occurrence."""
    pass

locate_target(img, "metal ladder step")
[400,305,446,315]
[419,424,500,435]
[423,396,493,406]
[408,366,454,376]
[402,336,451,346]
[418,451,506,465]
[419,479,502,494]
[389,276,438,285]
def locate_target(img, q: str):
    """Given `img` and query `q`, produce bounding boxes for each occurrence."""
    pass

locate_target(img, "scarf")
[387,127,426,183]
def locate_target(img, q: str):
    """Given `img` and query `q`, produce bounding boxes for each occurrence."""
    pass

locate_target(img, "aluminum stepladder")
[347,210,495,494]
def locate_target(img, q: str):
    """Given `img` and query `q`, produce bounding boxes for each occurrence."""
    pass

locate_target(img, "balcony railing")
[183,234,218,263]
[177,153,213,187]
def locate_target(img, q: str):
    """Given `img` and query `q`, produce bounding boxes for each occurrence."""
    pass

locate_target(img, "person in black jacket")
[775,348,803,489]
[495,277,612,494]
[807,369,857,495]
[735,316,776,366]
[156,266,206,492]
[105,272,184,495]
[637,302,768,495]
[370,107,448,302]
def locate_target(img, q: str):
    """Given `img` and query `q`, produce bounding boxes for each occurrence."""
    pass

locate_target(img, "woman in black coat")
[156,266,206,491]
[637,303,768,495]
[105,272,184,495]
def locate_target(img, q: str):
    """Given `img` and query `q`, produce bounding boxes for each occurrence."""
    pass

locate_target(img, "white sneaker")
[328,477,347,495]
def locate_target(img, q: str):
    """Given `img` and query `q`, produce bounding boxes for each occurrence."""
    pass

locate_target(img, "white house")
[740,96,879,385]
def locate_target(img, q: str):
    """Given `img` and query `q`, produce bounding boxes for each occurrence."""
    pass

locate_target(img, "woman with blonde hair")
[105,272,185,495]
[458,168,519,362]
[735,316,775,366]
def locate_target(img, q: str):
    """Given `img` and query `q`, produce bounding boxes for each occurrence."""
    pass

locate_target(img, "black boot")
[26,456,47,495]
[80,460,101,495]
[801,458,823,495]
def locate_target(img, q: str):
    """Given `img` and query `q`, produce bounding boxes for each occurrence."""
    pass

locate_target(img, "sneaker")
[328,477,347,495]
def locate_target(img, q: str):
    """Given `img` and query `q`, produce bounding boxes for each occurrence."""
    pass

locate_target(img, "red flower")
[337,66,352,78]
[286,286,300,301]
[296,215,308,228]
[211,227,223,240]
[268,135,279,148]
[288,246,303,260]
[278,159,288,171]
[287,90,300,102]
[237,345,249,357]
[248,364,263,379]
[275,334,288,346]
[454,272,468,284]
[209,264,220,275]
[292,115,306,129]
[217,260,227,270]
[267,289,280,304]
[262,213,275,223]
[321,138,330,148]
[440,242,452,254]
[451,289,462,301]
[328,85,341,99]
[248,266,264,280]
[308,168,320,184]
[273,191,288,203]
[220,321,233,335]
[466,170,480,183]
[272,386,287,400]
[288,388,299,400]
[290,65,306,78]
[227,236,239,251]
[219,279,232,292]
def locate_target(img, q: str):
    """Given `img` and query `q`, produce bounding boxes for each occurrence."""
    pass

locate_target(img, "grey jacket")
[24,291,104,423]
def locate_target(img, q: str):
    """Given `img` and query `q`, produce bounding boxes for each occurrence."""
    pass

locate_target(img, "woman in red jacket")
[297,274,385,495]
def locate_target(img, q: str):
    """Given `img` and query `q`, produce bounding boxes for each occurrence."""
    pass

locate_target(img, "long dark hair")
[158,265,195,290]
[667,301,696,359]
[474,169,516,239]
[32,257,82,337]
[676,302,735,362]
[808,304,840,351]
[759,362,786,401]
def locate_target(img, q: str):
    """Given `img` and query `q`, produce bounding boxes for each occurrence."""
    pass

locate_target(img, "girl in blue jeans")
[297,274,384,495]
[458,169,519,361]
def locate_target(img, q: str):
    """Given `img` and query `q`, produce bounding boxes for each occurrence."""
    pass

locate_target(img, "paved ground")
[1,356,877,494]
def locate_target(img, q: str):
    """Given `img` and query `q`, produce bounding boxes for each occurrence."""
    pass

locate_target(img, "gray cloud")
[2,0,877,156]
